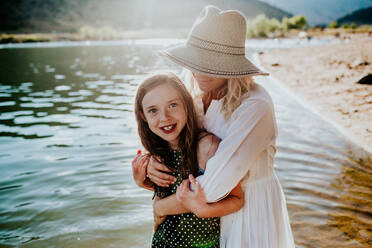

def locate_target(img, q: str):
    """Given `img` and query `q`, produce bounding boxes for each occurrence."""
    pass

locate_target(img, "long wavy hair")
[190,74,256,120]
[134,73,201,180]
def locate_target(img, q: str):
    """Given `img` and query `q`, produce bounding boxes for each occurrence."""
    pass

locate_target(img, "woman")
[133,5,295,248]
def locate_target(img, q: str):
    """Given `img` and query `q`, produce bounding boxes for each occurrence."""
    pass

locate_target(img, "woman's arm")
[153,176,244,218]
[197,98,276,202]
[154,193,189,216]
[154,133,244,218]
[178,175,244,218]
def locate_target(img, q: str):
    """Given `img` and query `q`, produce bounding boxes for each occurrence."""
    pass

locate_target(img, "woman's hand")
[131,153,153,190]
[176,175,208,218]
[153,196,166,231]
[147,156,176,187]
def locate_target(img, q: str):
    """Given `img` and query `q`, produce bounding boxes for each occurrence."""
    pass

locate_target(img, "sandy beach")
[259,35,372,153]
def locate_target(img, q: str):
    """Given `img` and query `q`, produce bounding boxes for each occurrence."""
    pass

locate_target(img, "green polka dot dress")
[152,150,220,248]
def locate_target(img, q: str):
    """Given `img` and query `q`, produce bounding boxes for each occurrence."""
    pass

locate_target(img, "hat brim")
[159,43,269,78]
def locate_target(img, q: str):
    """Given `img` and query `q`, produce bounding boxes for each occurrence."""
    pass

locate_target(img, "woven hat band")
[187,35,245,55]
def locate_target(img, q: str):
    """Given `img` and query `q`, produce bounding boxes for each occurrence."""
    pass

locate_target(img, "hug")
[132,5,295,248]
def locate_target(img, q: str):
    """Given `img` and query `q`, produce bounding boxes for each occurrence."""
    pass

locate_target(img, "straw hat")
[160,5,268,78]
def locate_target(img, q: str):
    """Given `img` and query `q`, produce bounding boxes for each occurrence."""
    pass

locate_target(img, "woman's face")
[141,83,187,149]
[193,73,227,94]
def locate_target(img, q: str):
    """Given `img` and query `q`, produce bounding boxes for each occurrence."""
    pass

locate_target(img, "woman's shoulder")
[226,85,275,126]
[197,132,221,170]
[243,84,272,102]
[239,85,274,111]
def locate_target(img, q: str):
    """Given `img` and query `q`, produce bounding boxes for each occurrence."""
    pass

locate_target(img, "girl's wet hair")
[134,72,201,180]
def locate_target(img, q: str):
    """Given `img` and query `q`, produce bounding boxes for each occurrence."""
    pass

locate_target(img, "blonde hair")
[190,74,256,120]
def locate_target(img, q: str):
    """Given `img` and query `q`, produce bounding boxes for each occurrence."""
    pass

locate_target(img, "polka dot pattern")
[152,150,220,248]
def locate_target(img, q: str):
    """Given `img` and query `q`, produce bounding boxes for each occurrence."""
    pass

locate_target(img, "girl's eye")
[148,109,157,114]
[169,103,178,108]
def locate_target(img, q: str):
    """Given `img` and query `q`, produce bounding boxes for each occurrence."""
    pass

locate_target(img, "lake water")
[0,39,371,248]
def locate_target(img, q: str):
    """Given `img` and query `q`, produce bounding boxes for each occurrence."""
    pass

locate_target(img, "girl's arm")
[153,193,188,216]
[131,153,154,191]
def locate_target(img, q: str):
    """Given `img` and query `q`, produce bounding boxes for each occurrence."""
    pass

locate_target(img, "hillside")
[258,0,372,25]
[0,0,292,33]
[337,6,372,25]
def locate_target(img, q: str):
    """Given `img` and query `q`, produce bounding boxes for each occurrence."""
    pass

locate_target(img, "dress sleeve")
[196,97,276,203]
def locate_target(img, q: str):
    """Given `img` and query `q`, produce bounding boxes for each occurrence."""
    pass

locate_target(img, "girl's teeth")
[164,125,173,130]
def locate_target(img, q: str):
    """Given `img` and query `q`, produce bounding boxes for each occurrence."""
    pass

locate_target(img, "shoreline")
[0,29,190,44]
[1,27,371,44]
[258,36,372,155]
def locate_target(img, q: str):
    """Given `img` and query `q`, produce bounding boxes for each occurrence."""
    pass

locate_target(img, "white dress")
[195,84,295,248]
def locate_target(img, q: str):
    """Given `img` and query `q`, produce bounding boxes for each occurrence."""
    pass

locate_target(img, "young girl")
[132,73,244,248]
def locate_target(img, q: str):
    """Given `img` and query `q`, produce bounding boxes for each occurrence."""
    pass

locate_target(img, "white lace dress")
[195,84,295,248]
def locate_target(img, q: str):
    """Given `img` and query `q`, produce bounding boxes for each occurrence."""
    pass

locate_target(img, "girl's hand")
[131,153,150,188]
[147,156,176,187]
[176,175,208,217]
[153,196,166,231]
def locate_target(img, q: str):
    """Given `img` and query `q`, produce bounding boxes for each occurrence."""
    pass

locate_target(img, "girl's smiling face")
[142,83,187,149]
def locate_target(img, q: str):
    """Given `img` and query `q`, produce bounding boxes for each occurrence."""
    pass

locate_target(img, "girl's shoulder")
[197,132,221,171]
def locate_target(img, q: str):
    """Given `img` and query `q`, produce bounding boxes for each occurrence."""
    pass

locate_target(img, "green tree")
[283,15,307,29]
[329,21,339,28]
[293,15,307,29]
[247,14,286,38]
